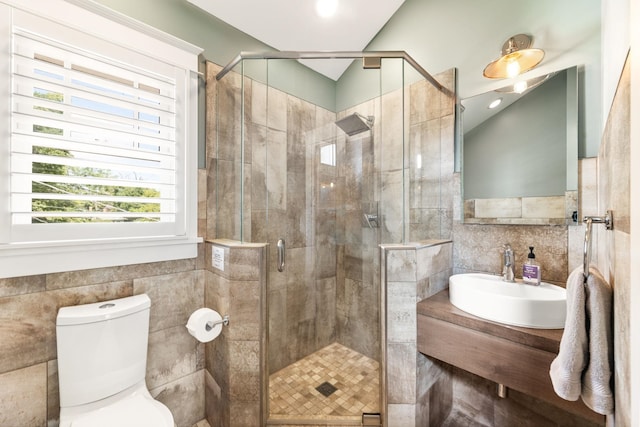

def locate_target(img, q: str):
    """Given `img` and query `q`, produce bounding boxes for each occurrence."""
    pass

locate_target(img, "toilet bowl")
[56,294,174,427]
[58,381,173,427]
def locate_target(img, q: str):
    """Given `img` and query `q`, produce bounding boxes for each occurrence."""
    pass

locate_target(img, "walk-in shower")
[209,50,453,426]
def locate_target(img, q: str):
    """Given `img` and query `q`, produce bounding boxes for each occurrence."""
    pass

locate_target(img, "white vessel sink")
[448,273,566,329]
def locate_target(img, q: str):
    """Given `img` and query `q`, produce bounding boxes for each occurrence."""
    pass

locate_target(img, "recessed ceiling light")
[488,98,502,109]
[316,0,338,18]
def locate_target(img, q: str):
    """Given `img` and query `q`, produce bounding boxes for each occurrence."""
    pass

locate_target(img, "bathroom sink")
[448,273,566,329]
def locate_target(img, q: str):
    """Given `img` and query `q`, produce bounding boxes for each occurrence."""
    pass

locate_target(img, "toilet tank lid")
[57,294,151,326]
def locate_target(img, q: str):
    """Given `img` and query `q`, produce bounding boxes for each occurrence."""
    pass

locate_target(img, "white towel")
[549,265,614,415]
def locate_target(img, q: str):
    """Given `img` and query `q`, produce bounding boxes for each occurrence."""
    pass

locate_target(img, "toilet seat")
[69,393,173,427]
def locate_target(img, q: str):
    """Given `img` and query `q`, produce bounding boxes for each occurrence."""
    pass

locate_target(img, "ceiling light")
[315,0,338,18]
[488,98,502,109]
[483,34,544,79]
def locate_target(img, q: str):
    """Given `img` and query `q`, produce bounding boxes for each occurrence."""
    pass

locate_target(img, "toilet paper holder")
[205,315,229,331]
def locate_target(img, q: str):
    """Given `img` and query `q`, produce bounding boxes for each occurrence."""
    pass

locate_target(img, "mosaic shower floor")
[268,342,380,425]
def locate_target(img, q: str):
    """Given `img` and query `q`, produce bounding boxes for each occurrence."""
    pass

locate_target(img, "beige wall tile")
[147,325,200,390]
[0,363,47,427]
[521,196,565,219]
[134,270,204,333]
[387,403,416,427]
[386,282,418,344]
[47,359,60,426]
[0,281,132,374]
[474,198,522,219]
[151,370,205,427]
[0,275,46,298]
[387,343,417,404]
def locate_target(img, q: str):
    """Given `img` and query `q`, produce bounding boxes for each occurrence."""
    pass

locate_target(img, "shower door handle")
[277,238,285,272]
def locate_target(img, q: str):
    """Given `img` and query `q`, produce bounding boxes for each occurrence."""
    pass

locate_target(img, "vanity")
[417,290,605,424]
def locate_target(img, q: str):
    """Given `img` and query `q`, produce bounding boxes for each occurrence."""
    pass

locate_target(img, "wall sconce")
[483,34,544,79]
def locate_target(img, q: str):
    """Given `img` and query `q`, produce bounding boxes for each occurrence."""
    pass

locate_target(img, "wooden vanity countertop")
[416,289,564,354]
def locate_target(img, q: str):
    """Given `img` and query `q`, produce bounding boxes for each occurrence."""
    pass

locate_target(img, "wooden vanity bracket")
[417,290,604,424]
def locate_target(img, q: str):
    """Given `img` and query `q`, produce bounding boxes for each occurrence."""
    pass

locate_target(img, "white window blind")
[0,0,201,278]
[10,29,182,241]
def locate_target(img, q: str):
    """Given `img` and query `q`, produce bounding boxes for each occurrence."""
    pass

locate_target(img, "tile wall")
[0,164,210,427]
[204,240,267,427]
[0,248,208,427]
[382,241,454,427]
[597,55,630,427]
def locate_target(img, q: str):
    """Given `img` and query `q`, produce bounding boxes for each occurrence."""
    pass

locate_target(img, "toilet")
[56,294,174,427]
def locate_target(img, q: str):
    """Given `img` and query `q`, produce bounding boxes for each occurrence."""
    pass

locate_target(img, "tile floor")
[268,342,380,424]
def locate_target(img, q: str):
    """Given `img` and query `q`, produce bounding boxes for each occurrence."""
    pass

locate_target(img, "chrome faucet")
[502,244,515,282]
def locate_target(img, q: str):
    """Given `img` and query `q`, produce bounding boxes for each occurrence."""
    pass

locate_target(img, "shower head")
[335,113,374,136]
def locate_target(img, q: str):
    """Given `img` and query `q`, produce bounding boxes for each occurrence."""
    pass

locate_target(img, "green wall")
[95,0,601,156]
[94,0,337,111]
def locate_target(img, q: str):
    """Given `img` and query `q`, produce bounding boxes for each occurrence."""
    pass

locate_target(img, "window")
[0,0,202,278]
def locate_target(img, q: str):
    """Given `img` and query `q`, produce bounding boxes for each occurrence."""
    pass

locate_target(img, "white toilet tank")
[56,294,151,407]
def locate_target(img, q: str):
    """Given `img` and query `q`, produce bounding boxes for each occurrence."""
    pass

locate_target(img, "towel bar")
[583,211,613,282]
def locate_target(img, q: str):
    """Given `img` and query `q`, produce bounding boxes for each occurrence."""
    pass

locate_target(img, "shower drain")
[315,381,338,397]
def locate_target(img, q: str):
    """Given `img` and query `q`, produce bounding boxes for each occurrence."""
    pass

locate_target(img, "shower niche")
[208,52,455,425]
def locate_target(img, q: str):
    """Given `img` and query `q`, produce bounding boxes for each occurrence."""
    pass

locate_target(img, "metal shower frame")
[215,50,451,96]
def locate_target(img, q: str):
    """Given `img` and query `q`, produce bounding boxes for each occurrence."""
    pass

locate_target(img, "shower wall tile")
[229,400,260,427]
[386,282,418,343]
[204,242,265,426]
[205,63,220,168]
[287,171,309,248]
[216,86,242,163]
[380,169,405,243]
[409,79,431,124]
[315,214,337,280]
[267,87,287,131]
[228,279,261,341]
[385,249,416,282]
[336,277,378,359]
[206,242,264,282]
[287,95,315,174]
[380,89,405,172]
[383,243,453,425]
[268,287,287,373]
[315,107,338,142]
[387,403,416,427]
[387,342,417,403]
[267,128,287,210]
[250,123,268,212]
[198,170,207,237]
[206,162,218,240]
[315,277,337,348]
[249,79,266,127]
[210,158,241,240]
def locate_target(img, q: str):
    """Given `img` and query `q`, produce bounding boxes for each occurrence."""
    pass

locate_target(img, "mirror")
[461,66,578,225]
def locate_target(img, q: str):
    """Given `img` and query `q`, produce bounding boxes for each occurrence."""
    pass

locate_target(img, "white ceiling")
[185,0,405,80]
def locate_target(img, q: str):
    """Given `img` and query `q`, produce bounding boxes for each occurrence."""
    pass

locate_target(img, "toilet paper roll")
[186,308,223,342]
